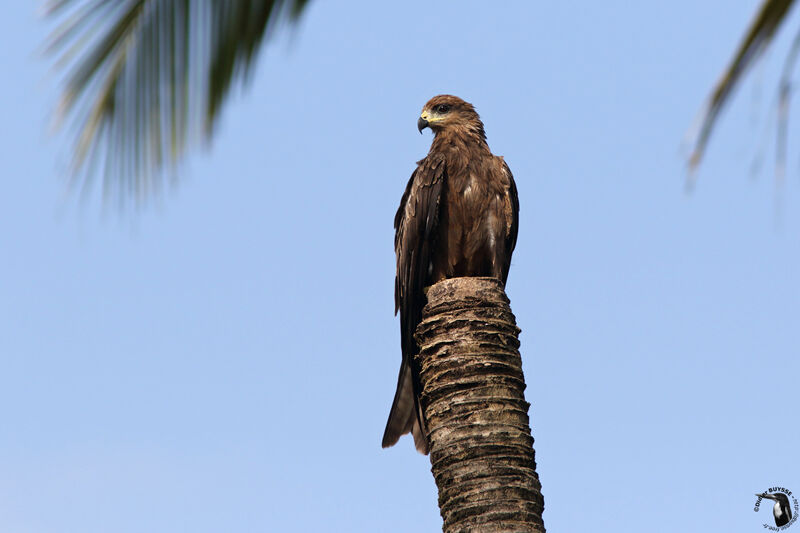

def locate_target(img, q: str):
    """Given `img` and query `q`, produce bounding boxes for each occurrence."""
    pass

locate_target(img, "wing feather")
[383,154,446,453]
[501,160,519,284]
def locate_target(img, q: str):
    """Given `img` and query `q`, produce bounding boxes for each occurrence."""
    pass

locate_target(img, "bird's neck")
[431,126,489,154]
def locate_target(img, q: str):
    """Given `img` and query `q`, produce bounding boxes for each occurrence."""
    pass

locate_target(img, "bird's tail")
[382,360,429,454]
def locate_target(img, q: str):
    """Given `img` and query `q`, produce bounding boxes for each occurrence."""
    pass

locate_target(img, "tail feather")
[410,404,429,454]
[382,361,429,454]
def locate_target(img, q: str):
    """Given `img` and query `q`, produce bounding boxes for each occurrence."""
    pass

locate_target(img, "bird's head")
[758,492,791,505]
[418,95,486,140]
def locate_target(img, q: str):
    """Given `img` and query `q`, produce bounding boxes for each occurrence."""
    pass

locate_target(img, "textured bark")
[416,277,545,533]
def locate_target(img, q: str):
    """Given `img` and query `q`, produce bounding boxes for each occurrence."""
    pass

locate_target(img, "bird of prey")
[757,492,793,527]
[382,95,519,454]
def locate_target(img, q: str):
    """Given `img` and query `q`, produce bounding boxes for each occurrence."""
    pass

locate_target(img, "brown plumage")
[382,95,519,454]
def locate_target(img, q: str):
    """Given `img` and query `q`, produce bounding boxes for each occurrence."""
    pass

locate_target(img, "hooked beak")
[417,116,429,134]
[757,493,778,501]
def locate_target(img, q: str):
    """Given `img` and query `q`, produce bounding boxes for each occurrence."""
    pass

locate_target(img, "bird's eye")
[435,104,451,114]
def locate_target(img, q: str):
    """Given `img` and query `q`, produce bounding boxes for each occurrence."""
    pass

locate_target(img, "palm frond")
[688,0,796,171]
[45,0,310,204]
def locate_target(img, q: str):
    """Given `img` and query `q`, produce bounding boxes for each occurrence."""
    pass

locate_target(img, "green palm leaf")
[46,0,310,203]
[689,0,796,171]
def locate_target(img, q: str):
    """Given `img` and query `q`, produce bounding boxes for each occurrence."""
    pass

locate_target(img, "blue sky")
[1,1,799,532]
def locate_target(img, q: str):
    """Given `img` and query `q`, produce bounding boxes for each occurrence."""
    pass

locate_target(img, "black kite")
[382,95,519,454]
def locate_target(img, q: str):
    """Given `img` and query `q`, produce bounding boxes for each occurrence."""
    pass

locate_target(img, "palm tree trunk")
[416,277,545,533]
